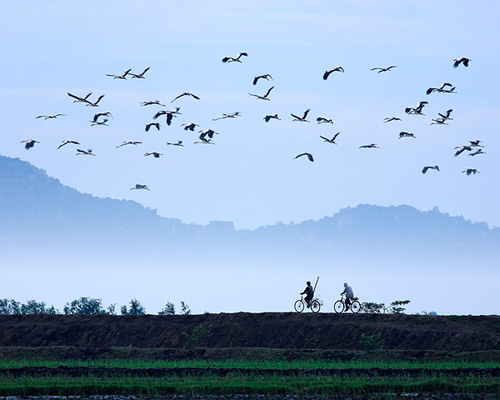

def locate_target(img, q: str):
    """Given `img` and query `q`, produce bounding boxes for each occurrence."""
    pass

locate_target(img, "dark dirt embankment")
[0,313,499,354]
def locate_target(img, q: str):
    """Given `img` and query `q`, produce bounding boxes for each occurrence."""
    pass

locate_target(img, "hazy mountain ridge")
[1,155,498,260]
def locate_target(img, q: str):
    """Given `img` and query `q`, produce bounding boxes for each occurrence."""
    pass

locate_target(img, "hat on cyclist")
[307,281,311,285]
[344,282,348,287]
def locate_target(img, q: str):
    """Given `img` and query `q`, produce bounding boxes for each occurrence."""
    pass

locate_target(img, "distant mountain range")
[1,155,498,263]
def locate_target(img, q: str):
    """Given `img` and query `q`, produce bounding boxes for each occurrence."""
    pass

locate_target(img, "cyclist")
[300,281,314,308]
[341,282,354,311]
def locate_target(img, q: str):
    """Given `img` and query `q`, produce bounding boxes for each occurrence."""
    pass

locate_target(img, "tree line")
[0,297,191,316]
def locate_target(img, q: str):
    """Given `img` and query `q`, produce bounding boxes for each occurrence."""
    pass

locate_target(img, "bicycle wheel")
[333,300,345,313]
[311,300,321,313]
[350,301,361,313]
[294,299,305,313]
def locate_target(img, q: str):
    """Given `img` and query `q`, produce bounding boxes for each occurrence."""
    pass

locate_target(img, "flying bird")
[85,94,105,107]
[90,112,112,123]
[323,66,344,80]
[320,132,340,144]
[462,168,480,175]
[106,69,132,79]
[130,184,150,191]
[263,114,281,122]
[370,65,397,73]
[36,114,65,120]
[438,109,453,121]
[213,112,241,121]
[249,86,274,101]
[90,118,109,126]
[222,52,248,63]
[76,149,95,156]
[129,67,150,79]
[167,141,184,147]
[426,83,455,95]
[295,152,314,162]
[384,117,402,123]
[431,117,448,125]
[291,109,310,122]
[454,145,472,157]
[468,140,483,148]
[56,140,80,150]
[405,101,428,115]
[453,57,470,68]
[21,139,39,150]
[171,92,200,103]
[199,129,218,141]
[181,122,199,131]
[359,144,379,149]
[399,131,416,139]
[316,117,334,124]
[422,165,440,174]
[145,122,160,132]
[468,149,486,156]
[141,100,165,107]
[153,108,181,124]
[67,92,93,103]
[144,152,163,158]
[253,74,273,85]
[116,141,142,148]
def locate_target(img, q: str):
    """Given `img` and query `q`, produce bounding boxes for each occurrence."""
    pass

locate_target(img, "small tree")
[390,300,411,314]
[0,299,21,315]
[107,303,117,315]
[158,302,176,315]
[121,299,146,315]
[21,300,58,314]
[180,301,191,315]
[361,302,385,313]
[359,333,384,352]
[64,297,107,315]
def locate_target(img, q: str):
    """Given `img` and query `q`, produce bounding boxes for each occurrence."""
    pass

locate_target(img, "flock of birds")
[22,55,482,191]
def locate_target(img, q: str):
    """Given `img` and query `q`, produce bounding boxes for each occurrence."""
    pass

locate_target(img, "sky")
[1,1,500,315]
[0,0,499,230]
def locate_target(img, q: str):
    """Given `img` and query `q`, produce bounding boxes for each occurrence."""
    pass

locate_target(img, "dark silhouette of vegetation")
[182,323,213,345]
[158,302,176,315]
[0,299,58,315]
[359,333,385,351]
[63,297,107,315]
[361,300,411,314]
[121,299,146,315]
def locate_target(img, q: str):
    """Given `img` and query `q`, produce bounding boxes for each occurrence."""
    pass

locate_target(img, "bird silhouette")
[57,140,80,150]
[222,52,248,63]
[171,92,200,103]
[295,152,314,162]
[422,165,439,174]
[116,141,142,148]
[323,66,344,80]
[130,184,150,190]
[21,139,39,150]
[249,86,274,101]
[291,109,310,122]
[36,114,65,120]
[370,65,397,73]
[316,117,334,124]
[129,67,150,79]
[453,57,470,68]
[320,132,340,144]
[263,114,281,123]
[144,152,163,158]
[145,122,160,132]
[253,74,273,85]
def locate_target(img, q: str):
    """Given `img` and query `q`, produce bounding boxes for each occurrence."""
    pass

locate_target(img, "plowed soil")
[0,313,499,354]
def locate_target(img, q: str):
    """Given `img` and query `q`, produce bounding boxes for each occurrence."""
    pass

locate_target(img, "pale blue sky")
[1,1,499,230]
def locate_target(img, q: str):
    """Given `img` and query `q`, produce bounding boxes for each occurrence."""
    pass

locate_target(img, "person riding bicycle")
[300,281,314,308]
[340,282,354,311]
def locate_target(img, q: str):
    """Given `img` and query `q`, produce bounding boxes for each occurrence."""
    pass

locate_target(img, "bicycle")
[333,294,361,313]
[294,296,321,313]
